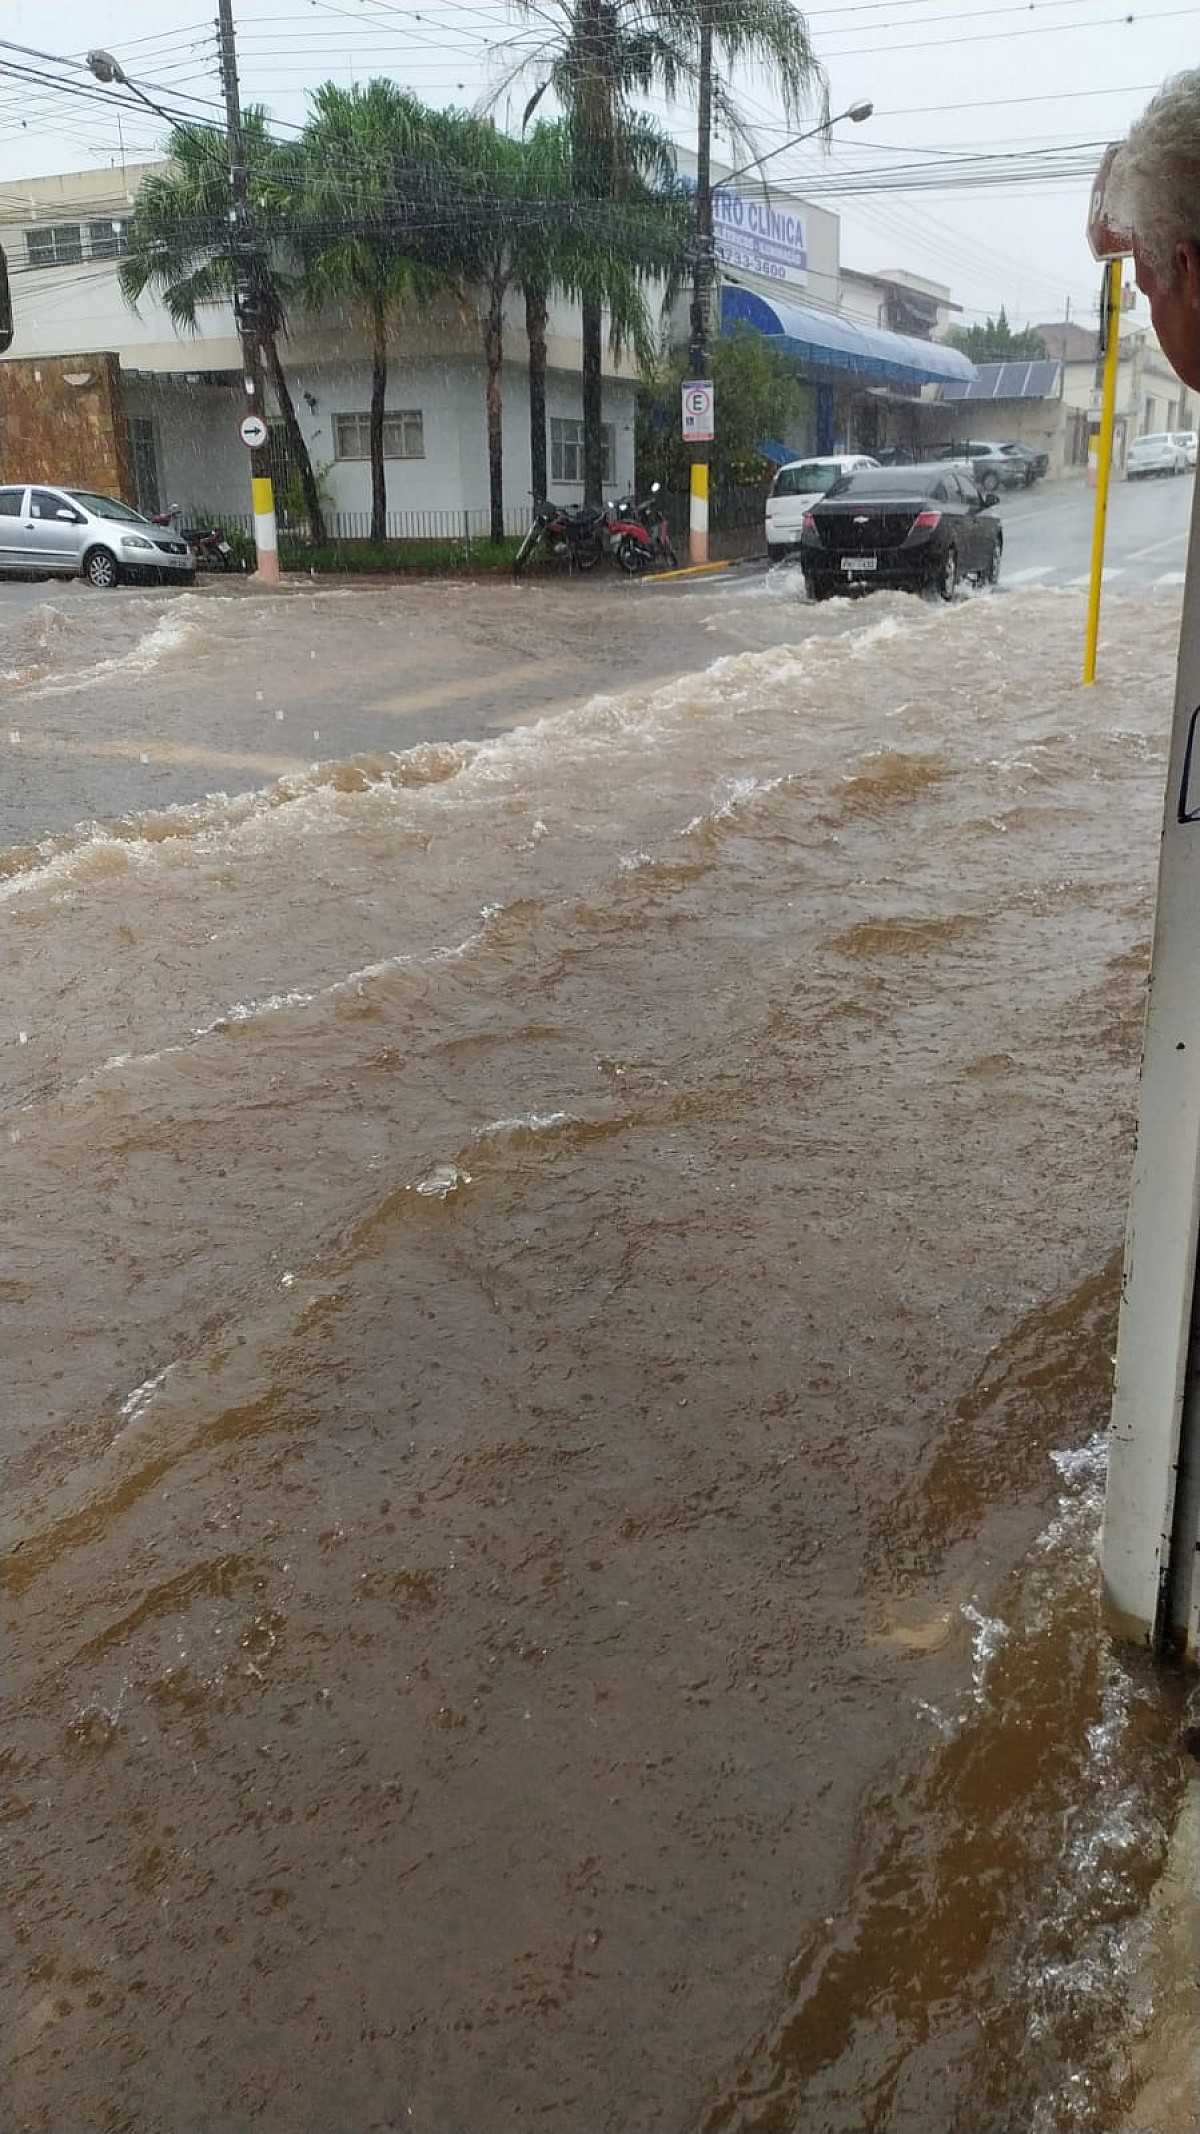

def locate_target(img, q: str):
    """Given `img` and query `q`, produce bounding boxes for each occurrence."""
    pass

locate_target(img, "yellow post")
[1082,255,1124,685]
[689,457,709,565]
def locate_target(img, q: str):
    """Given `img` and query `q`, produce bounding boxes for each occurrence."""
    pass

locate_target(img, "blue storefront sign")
[712,185,807,287]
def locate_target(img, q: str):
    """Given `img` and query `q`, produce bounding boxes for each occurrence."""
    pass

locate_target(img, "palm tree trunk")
[525,281,549,503]
[484,262,507,546]
[262,333,327,545]
[581,297,605,507]
[370,302,388,546]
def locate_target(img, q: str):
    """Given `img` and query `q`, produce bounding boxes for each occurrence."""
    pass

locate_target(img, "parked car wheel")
[932,545,959,602]
[83,546,119,590]
[979,534,1002,588]
[803,574,834,602]
[767,542,788,562]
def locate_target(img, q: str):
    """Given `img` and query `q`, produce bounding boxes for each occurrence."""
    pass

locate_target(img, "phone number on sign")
[716,240,802,283]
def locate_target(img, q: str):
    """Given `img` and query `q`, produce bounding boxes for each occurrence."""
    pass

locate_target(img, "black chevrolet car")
[799,463,1003,602]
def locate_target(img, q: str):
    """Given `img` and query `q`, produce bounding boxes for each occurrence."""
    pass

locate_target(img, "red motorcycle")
[606,483,678,574]
[151,505,237,571]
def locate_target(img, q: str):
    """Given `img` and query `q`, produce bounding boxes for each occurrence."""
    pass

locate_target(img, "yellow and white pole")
[251,469,279,584]
[1082,256,1123,685]
[219,0,280,587]
[689,458,709,565]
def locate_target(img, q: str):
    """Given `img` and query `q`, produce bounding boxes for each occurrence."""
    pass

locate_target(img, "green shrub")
[276,536,524,575]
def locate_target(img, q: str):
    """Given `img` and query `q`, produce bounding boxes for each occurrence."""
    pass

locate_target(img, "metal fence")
[211,490,768,547]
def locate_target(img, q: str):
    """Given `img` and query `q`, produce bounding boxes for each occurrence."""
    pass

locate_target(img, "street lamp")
[686,95,874,563]
[718,101,874,191]
[86,47,180,131]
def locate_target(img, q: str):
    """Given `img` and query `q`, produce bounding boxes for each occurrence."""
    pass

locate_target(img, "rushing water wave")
[2,581,1193,2133]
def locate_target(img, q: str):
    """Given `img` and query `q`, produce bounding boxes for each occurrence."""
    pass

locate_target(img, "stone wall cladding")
[0,352,134,500]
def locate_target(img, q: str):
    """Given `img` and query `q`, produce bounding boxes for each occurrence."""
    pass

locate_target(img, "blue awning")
[722,286,976,389]
[756,437,794,465]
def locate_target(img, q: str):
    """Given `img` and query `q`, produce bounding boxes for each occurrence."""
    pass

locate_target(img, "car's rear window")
[1137,435,1170,447]
[772,461,843,497]
[832,466,941,496]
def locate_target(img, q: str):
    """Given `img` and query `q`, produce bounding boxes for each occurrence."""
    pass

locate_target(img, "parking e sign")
[682,379,715,442]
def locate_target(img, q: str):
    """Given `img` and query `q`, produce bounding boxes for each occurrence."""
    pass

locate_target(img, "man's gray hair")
[1111,70,1200,279]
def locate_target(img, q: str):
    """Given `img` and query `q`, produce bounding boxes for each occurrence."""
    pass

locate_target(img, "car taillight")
[802,513,817,532]
[911,510,942,529]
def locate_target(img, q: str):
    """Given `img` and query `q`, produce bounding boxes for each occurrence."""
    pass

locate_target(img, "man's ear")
[1175,239,1200,308]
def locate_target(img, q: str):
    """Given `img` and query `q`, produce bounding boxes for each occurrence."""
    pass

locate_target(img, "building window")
[550,417,615,485]
[25,224,84,269]
[88,219,127,261]
[332,410,424,460]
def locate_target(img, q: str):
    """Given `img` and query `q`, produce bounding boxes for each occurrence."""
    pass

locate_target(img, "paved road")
[689,466,1194,600]
[0,473,1193,845]
[990,465,1193,590]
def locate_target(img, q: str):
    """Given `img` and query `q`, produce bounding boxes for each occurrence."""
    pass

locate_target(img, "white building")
[0,160,643,534]
[1,153,973,523]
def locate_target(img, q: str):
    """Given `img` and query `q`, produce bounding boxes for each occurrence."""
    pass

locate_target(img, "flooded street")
[2,574,1194,2132]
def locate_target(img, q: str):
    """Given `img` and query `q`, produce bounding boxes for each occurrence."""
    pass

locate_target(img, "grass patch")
[278,536,524,575]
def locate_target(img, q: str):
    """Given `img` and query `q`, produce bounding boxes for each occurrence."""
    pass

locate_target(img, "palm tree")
[119,114,327,543]
[498,0,826,502]
[513,117,686,505]
[298,82,451,545]
[433,111,685,541]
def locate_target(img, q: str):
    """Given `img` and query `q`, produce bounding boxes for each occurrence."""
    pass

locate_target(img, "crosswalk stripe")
[1005,565,1052,584]
[1064,567,1127,587]
[1155,570,1187,586]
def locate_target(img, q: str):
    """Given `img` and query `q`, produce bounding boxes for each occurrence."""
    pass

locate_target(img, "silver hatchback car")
[0,483,197,588]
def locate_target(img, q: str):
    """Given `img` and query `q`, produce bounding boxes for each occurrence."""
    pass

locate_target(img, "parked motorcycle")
[151,505,238,572]
[512,500,607,577]
[606,482,678,574]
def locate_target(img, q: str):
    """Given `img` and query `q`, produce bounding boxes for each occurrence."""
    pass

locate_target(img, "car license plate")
[841,554,876,572]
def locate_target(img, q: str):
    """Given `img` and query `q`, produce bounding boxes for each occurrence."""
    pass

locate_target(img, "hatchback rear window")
[834,466,941,496]
[1137,435,1170,447]
[772,462,843,497]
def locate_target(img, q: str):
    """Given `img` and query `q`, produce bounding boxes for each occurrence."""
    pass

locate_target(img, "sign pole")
[217,0,279,585]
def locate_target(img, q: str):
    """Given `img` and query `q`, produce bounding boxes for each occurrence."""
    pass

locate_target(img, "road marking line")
[1155,571,1188,586]
[4,732,307,775]
[1005,565,1052,584]
[367,655,578,715]
[1128,533,1189,560]
[1065,567,1127,587]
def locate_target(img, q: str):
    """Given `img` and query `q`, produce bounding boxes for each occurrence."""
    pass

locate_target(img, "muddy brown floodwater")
[2,575,1196,2134]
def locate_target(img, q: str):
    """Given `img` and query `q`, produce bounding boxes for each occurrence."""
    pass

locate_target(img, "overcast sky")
[2,0,1195,330]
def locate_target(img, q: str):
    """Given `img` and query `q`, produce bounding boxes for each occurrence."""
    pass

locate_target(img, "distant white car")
[766,454,878,560]
[1173,430,1198,469]
[1126,432,1188,479]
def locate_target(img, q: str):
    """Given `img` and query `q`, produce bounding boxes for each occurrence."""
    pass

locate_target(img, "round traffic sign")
[240,413,268,449]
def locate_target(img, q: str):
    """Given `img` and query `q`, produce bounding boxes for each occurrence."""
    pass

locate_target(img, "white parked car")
[1173,430,1198,469]
[1126,432,1188,479]
[766,454,878,560]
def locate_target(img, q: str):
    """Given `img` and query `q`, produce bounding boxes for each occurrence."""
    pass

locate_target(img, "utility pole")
[687,1,714,564]
[216,0,279,583]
